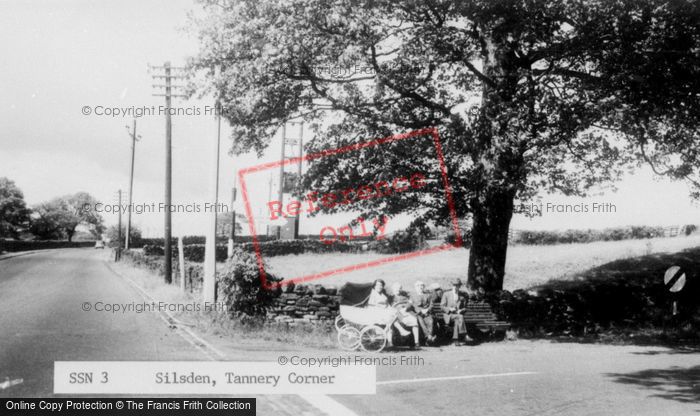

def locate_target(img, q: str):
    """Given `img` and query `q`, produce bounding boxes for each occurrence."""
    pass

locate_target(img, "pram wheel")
[334,315,346,332]
[337,326,361,351]
[359,325,387,352]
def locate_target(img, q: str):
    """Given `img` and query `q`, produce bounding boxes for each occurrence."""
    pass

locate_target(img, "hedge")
[120,248,281,319]
[142,244,229,262]
[142,239,369,261]
[0,239,95,253]
[237,239,365,257]
[445,224,697,247]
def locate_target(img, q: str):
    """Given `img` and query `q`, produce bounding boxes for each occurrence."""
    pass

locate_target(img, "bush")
[371,229,427,254]
[217,248,281,319]
[685,224,698,236]
[444,228,471,247]
[106,225,143,248]
[121,248,282,320]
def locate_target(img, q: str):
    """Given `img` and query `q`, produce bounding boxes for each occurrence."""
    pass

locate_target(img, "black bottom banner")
[2,398,256,415]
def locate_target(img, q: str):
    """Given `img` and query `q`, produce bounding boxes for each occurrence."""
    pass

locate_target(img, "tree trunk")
[466,31,522,294]
[467,188,515,294]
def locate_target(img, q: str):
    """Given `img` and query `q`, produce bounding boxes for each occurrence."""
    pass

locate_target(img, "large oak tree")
[190,0,700,293]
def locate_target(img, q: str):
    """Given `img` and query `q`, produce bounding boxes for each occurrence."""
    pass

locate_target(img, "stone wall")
[269,284,340,326]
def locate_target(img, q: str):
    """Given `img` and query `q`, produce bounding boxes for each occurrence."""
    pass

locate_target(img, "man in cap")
[411,281,436,344]
[440,279,468,345]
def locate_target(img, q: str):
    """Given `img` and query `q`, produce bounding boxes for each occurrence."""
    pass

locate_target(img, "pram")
[335,282,396,352]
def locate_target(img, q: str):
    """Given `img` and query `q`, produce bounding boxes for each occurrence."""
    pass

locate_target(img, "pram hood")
[338,282,374,306]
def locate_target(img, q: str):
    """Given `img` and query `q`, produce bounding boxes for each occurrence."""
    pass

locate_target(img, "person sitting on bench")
[390,282,421,349]
[411,281,436,344]
[440,279,468,345]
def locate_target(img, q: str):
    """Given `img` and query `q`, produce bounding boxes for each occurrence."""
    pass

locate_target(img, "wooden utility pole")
[294,122,303,239]
[228,184,237,257]
[203,98,222,304]
[151,61,185,284]
[116,189,123,261]
[163,62,173,283]
[276,124,286,239]
[266,173,273,236]
[125,119,140,250]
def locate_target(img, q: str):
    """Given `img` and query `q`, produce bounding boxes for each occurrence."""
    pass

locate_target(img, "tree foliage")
[190,0,700,292]
[30,193,104,241]
[0,177,31,238]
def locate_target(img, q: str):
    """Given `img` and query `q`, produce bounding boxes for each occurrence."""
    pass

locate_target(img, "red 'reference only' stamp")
[237,127,462,290]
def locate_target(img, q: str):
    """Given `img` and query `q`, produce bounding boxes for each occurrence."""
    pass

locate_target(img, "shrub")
[106,225,143,248]
[371,229,427,254]
[685,224,698,236]
[444,228,471,247]
[217,248,281,319]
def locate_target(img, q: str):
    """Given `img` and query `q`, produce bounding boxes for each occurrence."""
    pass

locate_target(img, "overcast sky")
[1,0,698,239]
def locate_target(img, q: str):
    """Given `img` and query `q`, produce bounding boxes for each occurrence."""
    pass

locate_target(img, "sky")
[0,0,698,239]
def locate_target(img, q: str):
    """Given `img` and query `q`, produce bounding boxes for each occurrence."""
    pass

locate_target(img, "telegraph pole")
[203,97,222,304]
[276,125,286,239]
[125,119,141,250]
[266,173,273,236]
[228,183,237,257]
[276,122,304,239]
[151,61,185,284]
[116,189,123,261]
[294,122,303,239]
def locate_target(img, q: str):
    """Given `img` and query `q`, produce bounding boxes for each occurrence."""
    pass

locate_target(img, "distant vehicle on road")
[94,240,105,249]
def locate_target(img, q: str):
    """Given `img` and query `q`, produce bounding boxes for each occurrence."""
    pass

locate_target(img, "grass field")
[266,235,700,291]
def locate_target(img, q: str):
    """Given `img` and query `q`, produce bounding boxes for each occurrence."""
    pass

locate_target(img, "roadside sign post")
[664,265,687,316]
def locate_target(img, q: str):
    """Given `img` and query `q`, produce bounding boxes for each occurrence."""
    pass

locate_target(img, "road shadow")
[606,365,700,404]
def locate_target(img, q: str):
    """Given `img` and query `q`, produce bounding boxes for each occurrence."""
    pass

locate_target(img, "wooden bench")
[430,301,509,339]
[462,302,510,332]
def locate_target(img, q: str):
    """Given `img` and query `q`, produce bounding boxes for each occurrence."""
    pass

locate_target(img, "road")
[1,249,699,415]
